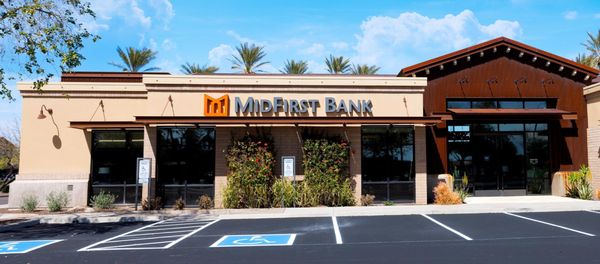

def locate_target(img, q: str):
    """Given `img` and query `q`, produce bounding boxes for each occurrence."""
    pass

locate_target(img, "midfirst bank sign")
[204,95,373,116]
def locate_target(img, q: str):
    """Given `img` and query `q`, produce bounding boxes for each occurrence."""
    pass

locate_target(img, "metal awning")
[69,116,442,129]
[445,108,577,120]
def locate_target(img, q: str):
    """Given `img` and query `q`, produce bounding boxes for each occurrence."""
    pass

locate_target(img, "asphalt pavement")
[2,211,600,263]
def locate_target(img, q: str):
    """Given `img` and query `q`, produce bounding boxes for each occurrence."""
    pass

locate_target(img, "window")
[91,130,143,203]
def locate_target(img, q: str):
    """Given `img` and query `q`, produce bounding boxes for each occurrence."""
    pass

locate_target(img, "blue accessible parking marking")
[0,240,63,254]
[210,234,296,248]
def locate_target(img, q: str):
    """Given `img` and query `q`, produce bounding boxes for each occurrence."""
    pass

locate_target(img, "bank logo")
[204,94,229,117]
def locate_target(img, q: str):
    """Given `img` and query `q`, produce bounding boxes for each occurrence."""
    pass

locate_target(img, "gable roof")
[398,37,599,84]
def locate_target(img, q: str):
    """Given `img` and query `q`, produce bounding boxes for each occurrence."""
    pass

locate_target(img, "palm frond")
[231,42,269,73]
[110,46,159,72]
[325,55,351,74]
[181,62,219,74]
[281,60,308,74]
[350,64,380,75]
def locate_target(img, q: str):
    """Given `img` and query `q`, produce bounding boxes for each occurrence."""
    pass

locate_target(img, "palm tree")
[109,46,160,72]
[280,60,308,74]
[581,30,600,69]
[575,53,597,68]
[325,55,351,74]
[180,62,219,74]
[230,42,269,73]
[350,64,381,75]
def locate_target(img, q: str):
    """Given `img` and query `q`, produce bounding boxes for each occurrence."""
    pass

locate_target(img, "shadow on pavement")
[0,222,145,240]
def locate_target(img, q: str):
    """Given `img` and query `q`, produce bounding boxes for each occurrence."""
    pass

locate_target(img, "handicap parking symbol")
[0,240,63,254]
[210,234,296,248]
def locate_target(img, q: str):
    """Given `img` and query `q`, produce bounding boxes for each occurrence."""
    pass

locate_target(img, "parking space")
[513,211,600,235]
[78,216,218,251]
[338,215,462,244]
[183,217,336,248]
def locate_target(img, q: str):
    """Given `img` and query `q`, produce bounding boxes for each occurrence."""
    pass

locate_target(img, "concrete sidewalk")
[1,196,599,224]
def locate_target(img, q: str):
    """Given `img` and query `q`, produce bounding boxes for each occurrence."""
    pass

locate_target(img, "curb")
[38,214,170,224]
[0,219,40,232]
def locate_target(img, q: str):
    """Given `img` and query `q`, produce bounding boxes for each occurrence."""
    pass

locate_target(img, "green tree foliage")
[223,134,275,208]
[302,138,355,206]
[350,64,381,75]
[230,42,269,74]
[109,46,160,72]
[180,62,219,74]
[0,0,99,100]
[576,30,600,69]
[325,55,351,74]
[280,60,308,74]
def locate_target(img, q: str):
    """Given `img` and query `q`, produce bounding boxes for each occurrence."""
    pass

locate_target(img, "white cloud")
[331,42,349,50]
[563,11,578,20]
[89,0,156,31]
[226,30,267,46]
[595,13,600,19]
[300,43,325,56]
[306,60,327,74]
[208,44,235,70]
[353,9,522,71]
[149,0,175,30]
[161,39,176,51]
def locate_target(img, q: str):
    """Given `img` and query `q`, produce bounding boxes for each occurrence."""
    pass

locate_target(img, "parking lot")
[1,210,600,263]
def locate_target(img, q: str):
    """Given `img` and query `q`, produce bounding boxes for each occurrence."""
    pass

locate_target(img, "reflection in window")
[92,130,143,185]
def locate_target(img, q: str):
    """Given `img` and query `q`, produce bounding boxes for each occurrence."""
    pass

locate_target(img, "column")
[142,125,157,202]
[415,125,428,205]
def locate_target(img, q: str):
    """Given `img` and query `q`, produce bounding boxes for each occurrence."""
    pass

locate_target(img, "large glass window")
[447,123,549,195]
[91,130,143,204]
[362,126,415,202]
[157,127,215,205]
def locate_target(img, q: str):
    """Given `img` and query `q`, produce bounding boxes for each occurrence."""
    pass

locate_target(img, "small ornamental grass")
[565,165,593,200]
[360,194,375,206]
[433,182,462,205]
[46,191,69,212]
[197,194,213,209]
[90,191,116,210]
[142,197,162,210]
[20,194,39,212]
[173,197,185,210]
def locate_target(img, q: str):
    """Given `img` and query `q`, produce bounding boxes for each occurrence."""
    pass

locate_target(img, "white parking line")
[164,219,220,248]
[332,216,343,244]
[586,210,600,215]
[421,214,473,241]
[78,217,219,251]
[504,212,595,237]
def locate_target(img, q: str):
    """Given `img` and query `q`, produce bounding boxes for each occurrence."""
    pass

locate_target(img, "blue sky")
[1,0,599,127]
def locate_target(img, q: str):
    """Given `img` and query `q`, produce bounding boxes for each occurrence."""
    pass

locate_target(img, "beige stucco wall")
[11,74,427,208]
[585,83,600,199]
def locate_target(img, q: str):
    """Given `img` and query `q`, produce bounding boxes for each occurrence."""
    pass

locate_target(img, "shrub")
[454,173,469,203]
[90,191,116,210]
[271,179,297,208]
[565,165,593,200]
[20,194,38,212]
[197,194,213,209]
[46,191,69,212]
[142,197,162,210]
[597,189,600,200]
[173,197,185,210]
[383,201,394,206]
[302,138,355,206]
[223,133,275,208]
[433,182,462,205]
[360,194,375,206]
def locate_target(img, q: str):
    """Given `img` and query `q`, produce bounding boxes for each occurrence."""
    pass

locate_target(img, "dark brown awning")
[446,108,577,120]
[135,116,442,125]
[70,121,144,129]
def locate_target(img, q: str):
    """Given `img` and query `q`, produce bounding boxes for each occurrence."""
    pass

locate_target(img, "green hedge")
[223,134,275,208]
[302,138,355,206]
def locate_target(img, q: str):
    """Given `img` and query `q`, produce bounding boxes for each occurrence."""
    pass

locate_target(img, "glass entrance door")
[448,123,549,196]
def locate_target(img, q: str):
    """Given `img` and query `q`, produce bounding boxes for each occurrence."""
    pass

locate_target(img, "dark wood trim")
[61,72,170,83]
[70,121,144,129]
[134,116,442,125]
[399,37,599,79]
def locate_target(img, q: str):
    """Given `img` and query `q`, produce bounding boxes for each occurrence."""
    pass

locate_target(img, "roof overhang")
[442,108,577,120]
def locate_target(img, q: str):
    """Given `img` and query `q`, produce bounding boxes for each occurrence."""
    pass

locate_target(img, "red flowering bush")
[223,134,275,208]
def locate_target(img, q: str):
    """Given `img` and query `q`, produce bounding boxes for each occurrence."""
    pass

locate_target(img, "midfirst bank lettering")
[234,97,373,114]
